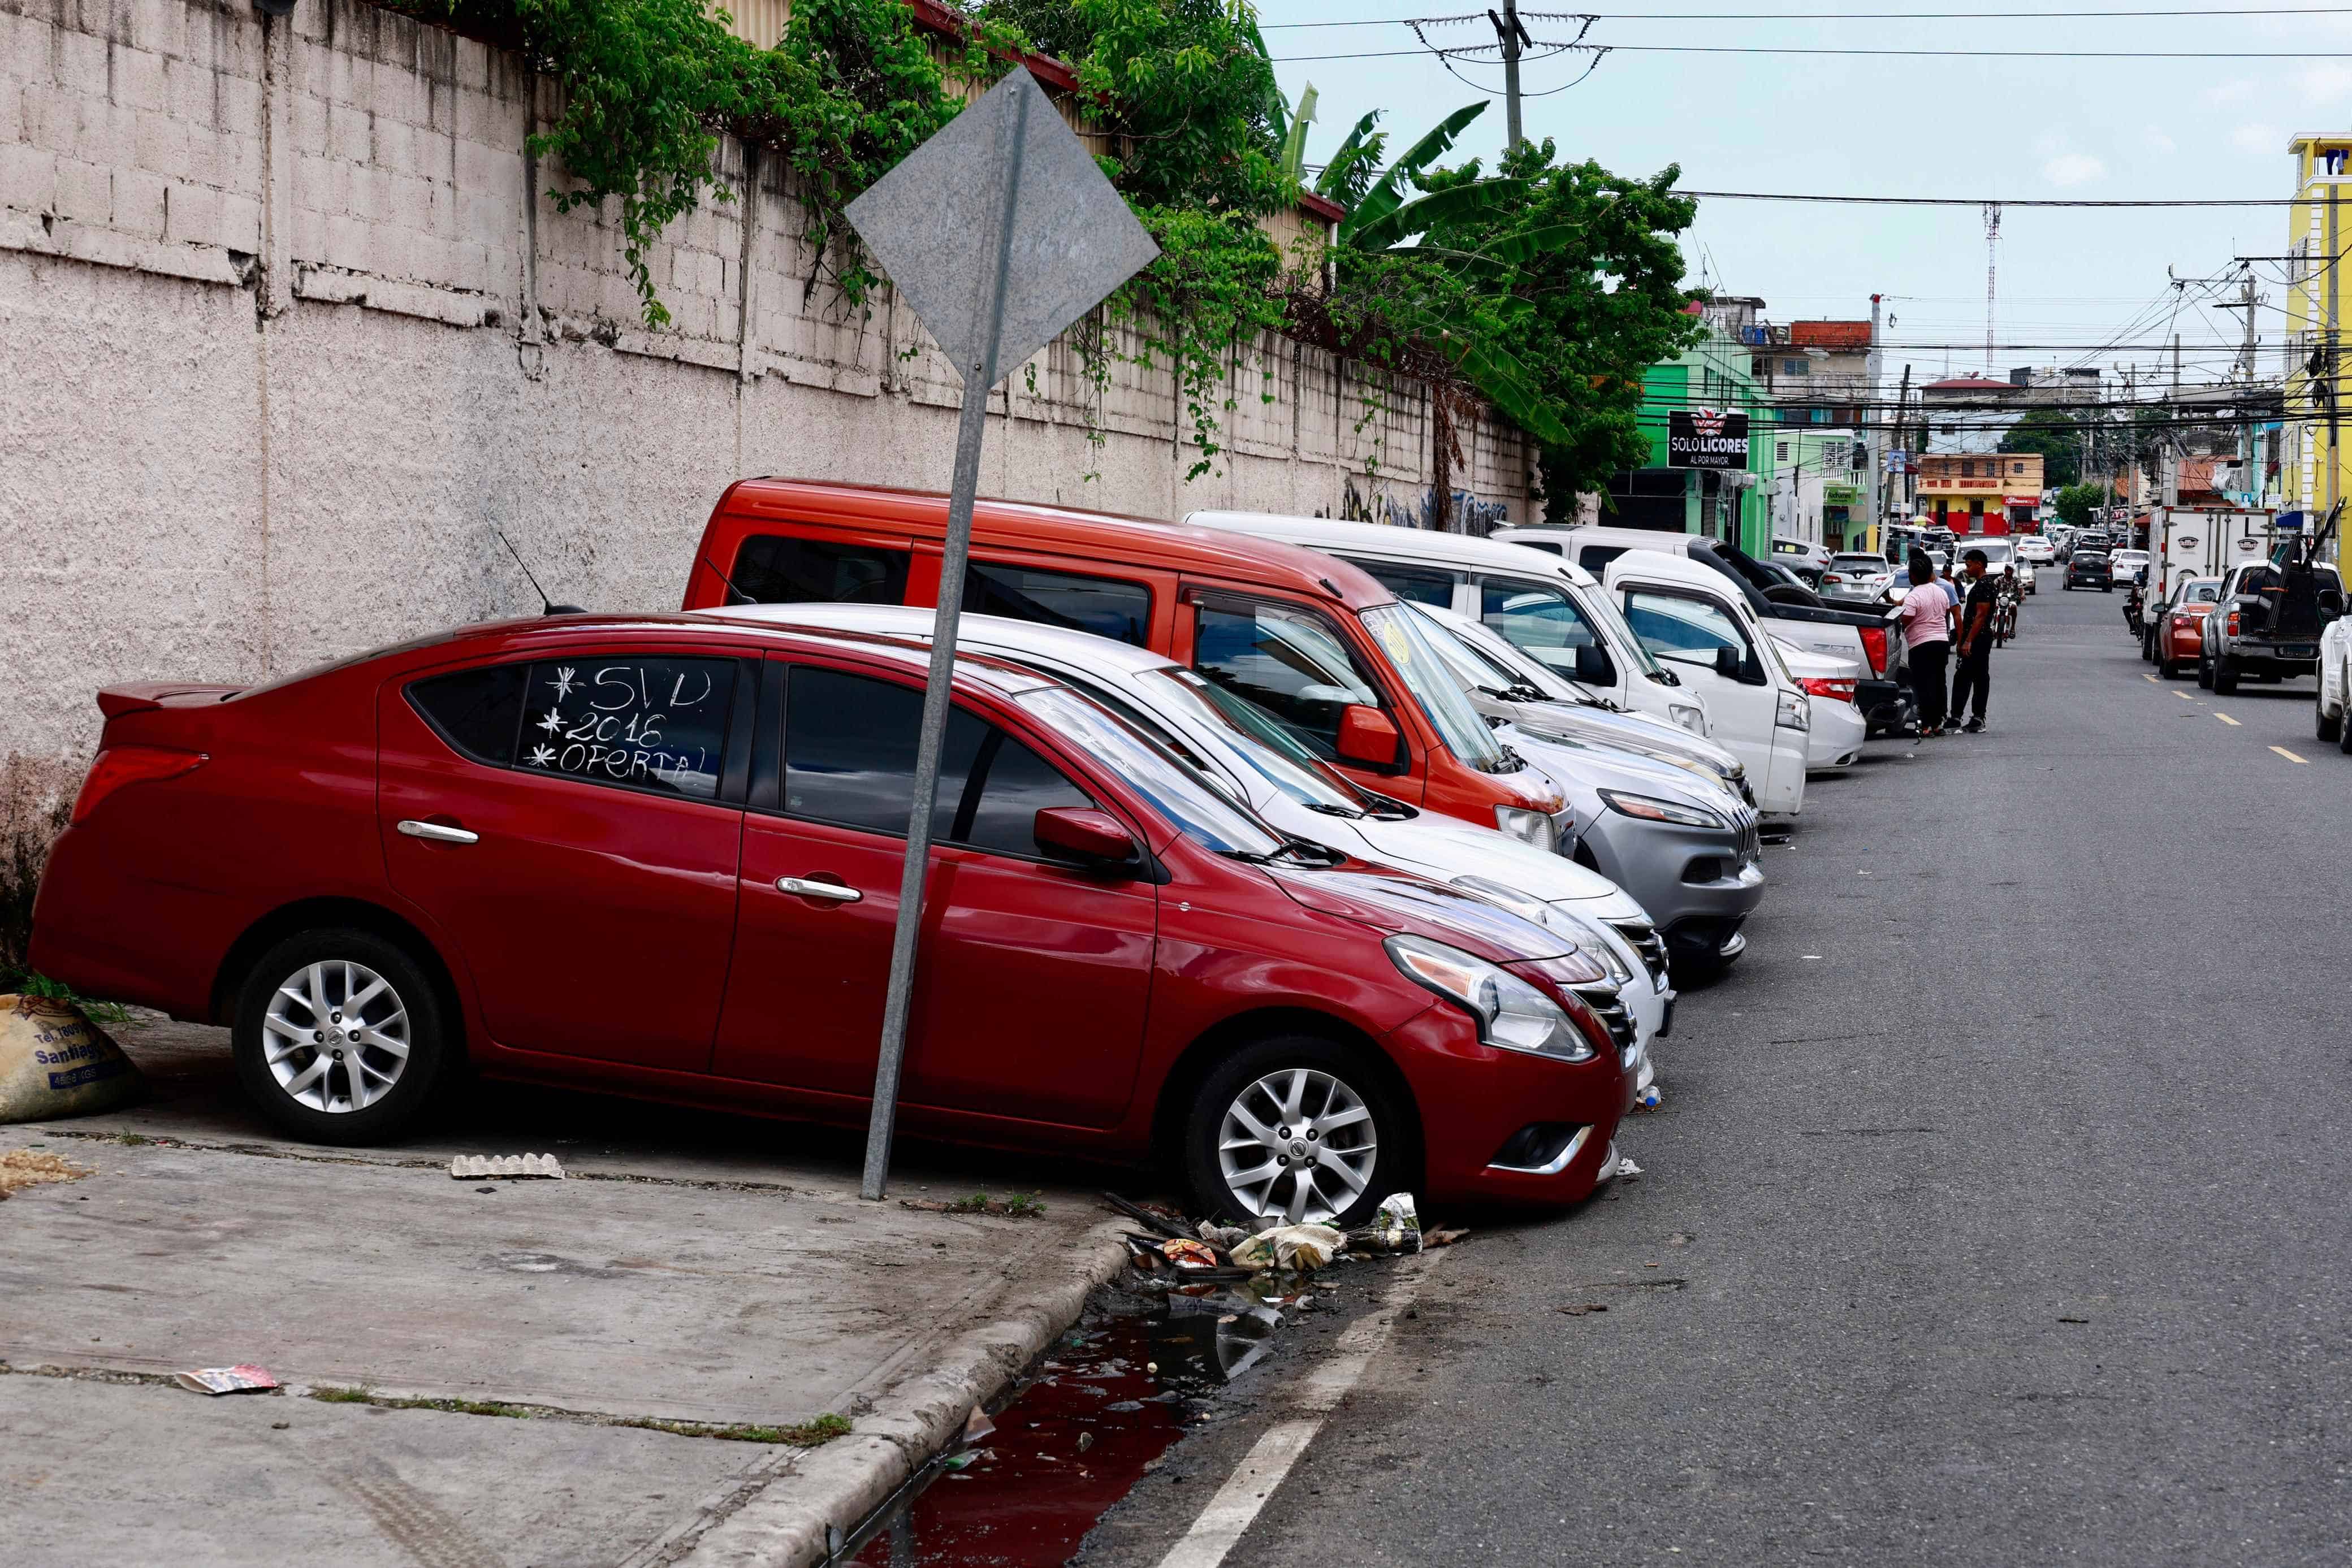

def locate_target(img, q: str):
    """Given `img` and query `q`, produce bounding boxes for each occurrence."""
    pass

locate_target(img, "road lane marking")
[1154,1249,1444,1568]
[2216,713,2241,726]
[2176,691,2195,701]
[2273,746,2310,763]
[2143,673,2158,682]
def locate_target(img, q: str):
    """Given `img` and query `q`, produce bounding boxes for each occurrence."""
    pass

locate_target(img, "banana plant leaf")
[1342,103,1487,245]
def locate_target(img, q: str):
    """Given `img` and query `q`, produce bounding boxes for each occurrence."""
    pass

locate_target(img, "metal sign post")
[842,67,1157,1202]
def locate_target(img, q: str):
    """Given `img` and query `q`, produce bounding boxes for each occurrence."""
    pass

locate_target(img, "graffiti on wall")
[1325,477,1515,534]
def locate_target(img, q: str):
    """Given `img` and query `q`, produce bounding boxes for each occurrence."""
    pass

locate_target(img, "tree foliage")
[1998,408,2083,488]
[2053,482,2107,529]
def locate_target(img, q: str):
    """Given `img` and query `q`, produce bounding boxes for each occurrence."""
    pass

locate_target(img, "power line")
[1680,190,2300,206]
[1260,5,2352,23]
[1272,40,2352,57]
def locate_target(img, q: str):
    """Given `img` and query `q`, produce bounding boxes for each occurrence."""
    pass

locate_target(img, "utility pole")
[1880,362,1912,552]
[1865,293,1885,553]
[1983,203,2003,374]
[1490,2,1532,151]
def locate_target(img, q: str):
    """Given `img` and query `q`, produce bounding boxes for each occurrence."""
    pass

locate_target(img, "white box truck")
[2149,507,2276,598]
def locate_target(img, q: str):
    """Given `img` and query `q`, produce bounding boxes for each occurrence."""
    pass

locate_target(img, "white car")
[2109,549,2152,587]
[1771,638,1867,770]
[2015,535,2056,565]
[1597,549,1815,820]
[1821,553,1897,604]
[714,603,1675,1089]
[2315,611,2352,753]
[1182,510,1713,740]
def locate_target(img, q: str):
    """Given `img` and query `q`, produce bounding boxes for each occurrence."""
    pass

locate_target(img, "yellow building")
[2284,133,2352,531]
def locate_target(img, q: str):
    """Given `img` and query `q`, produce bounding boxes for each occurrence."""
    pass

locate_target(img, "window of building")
[1776,441,1790,461]
[1782,358,1810,376]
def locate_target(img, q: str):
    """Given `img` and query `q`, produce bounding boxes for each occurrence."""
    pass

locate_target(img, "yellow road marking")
[2143,672,2158,682]
[2216,713,2241,726]
[2176,691,2195,701]
[2272,746,2309,764]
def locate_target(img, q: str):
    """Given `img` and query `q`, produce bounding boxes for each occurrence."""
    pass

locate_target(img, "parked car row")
[2128,549,2350,720]
[29,484,1913,1228]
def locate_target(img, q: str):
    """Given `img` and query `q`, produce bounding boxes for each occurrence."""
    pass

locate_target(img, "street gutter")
[671,1214,1132,1568]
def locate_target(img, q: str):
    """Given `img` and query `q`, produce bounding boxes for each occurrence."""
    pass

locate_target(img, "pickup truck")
[2199,557,2346,693]
[1494,525,1910,737]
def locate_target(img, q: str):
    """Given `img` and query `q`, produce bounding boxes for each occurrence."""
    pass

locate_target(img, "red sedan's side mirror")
[1034,807,1139,872]
[1333,704,1401,768]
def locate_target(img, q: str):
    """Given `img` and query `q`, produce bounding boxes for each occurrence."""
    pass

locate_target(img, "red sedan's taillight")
[71,746,207,825]
[1800,676,1858,703]
[1857,625,1890,677]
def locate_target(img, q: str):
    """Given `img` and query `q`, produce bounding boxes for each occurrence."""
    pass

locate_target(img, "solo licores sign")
[1668,408,1750,469]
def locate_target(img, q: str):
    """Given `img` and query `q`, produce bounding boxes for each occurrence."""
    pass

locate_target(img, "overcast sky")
[1254,2,2350,396]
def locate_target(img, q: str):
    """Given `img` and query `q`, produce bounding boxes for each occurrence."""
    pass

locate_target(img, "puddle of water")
[848,1288,1283,1567]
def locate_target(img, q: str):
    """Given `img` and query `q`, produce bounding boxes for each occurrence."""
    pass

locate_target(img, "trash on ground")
[1369,1193,1423,1254]
[1160,1238,1217,1269]
[1636,1084,1664,1111]
[962,1407,995,1443]
[174,1364,279,1395]
[0,1147,94,1198]
[0,994,143,1125]
[1425,1226,1470,1248]
[1195,1220,1250,1250]
[448,1153,564,1180]
[1232,1223,1344,1271]
[1615,1155,1645,1180]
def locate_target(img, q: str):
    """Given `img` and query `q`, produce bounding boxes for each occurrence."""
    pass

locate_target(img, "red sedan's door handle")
[776,876,861,903]
[397,818,480,845]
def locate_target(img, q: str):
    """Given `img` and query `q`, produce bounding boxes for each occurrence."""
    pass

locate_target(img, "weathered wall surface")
[0,0,1533,787]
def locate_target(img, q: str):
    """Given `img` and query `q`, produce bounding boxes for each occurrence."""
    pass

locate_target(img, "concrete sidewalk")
[1,1015,1130,1567]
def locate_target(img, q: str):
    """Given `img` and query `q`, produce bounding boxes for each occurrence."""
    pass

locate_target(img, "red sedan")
[2155,577,2223,679]
[31,617,1630,1223]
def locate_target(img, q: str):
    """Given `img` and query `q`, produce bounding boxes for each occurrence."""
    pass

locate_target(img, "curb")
[676,1211,1132,1568]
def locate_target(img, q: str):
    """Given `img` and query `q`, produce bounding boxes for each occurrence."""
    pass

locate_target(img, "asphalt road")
[1088,570,2352,1566]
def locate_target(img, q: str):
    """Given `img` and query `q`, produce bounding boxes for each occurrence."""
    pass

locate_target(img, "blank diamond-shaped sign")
[846,66,1159,390]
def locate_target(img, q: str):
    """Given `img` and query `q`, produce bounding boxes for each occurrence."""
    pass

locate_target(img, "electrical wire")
[1272,40,2352,58]
[1258,5,2352,23]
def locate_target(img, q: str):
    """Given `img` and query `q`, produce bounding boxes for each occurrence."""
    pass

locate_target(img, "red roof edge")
[905,0,1083,94]
[1296,190,1346,223]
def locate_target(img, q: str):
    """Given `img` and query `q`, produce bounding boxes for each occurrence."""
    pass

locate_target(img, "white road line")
[1153,1249,1444,1568]
[2143,672,2158,682]
[2216,712,2242,727]
[2272,746,2310,764]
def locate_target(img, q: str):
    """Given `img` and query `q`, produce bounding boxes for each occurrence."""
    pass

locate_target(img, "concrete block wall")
[1,0,1536,785]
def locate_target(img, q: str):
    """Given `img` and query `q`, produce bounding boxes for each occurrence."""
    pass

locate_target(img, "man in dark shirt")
[1951,547,2000,733]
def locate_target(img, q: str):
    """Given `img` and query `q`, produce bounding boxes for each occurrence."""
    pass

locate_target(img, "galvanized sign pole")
[844,68,1157,1202]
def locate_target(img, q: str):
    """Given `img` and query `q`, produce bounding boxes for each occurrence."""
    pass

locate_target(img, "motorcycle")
[2122,577,2146,638]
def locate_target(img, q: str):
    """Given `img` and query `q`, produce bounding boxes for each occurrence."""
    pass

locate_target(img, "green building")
[1596,302,1776,554]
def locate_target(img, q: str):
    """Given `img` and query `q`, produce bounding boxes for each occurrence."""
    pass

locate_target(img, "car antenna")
[495,529,585,616]
[699,552,756,606]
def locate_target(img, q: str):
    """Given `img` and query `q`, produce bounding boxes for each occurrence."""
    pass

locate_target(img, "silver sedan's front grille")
[1605,918,1671,986]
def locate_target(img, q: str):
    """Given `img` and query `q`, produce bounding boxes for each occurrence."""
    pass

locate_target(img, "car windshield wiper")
[1299,800,1367,820]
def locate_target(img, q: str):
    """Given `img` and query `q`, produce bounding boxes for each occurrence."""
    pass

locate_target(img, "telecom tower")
[1983,202,2002,374]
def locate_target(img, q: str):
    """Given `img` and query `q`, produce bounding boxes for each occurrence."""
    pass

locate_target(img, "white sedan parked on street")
[1821,553,1897,604]
[719,603,1677,1089]
[2316,610,2352,753]
[1772,638,1868,770]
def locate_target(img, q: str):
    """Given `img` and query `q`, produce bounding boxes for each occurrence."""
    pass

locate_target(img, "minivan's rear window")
[963,562,1152,647]
[730,536,909,606]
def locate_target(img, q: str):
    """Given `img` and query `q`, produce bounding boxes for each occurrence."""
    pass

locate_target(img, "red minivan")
[31,617,1628,1220]
[682,480,1574,854]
